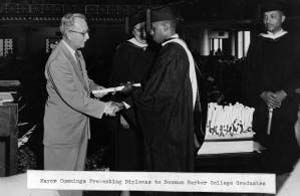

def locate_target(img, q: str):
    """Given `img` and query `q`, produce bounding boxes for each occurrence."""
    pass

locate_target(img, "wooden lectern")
[0,103,18,176]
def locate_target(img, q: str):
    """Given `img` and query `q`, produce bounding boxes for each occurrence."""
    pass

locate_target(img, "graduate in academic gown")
[131,7,204,179]
[108,12,157,175]
[243,1,300,174]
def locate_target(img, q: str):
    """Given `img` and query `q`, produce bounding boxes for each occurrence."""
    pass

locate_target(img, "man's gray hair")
[60,13,87,36]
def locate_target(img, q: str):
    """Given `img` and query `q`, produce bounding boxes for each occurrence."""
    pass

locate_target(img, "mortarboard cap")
[129,11,146,29]
[151,7,177,22]
[261,0,287,14]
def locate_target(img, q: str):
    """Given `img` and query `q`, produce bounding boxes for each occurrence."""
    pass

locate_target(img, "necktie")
[75,50,89,92]
[75,50,84,76]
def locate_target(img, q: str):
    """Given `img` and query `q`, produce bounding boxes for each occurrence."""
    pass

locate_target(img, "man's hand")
[95,85,105,91]
[104,101,124,116]
[274,90,287,105]
[253,141,267,153]
[260,91,281,109]
[120,82,134,94]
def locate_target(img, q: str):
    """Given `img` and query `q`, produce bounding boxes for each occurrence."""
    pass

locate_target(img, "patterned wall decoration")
[0,3,150,24]
[0,38,14,57]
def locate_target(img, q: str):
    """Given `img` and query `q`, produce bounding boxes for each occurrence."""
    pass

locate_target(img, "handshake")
[93,83,137,116]
[104,101,125,117]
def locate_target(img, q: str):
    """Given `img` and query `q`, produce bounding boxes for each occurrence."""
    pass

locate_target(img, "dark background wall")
[0,0,300,170]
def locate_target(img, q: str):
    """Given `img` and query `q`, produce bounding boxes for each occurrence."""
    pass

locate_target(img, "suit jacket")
[43,40,106,147]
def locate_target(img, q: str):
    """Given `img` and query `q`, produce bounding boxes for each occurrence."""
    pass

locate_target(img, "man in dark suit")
[43,13,122,196]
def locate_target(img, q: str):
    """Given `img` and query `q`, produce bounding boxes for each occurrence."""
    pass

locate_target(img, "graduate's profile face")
[133,22,147,44]
[151,21,166,43]
[263,10,285,33]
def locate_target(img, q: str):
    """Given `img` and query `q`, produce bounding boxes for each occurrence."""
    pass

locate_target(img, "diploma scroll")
[92,83,141,96]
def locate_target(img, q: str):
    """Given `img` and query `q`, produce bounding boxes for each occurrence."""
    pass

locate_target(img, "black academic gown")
[131,40,204,196]
[108,40,156,171]
[133,40,204,172]
[110,41,155,86]
[243,33,300,173]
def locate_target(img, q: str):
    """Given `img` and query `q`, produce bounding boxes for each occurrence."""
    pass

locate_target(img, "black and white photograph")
[0,0,300,196]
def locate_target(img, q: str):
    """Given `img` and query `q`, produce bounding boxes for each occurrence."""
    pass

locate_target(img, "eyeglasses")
[69,29,89,36]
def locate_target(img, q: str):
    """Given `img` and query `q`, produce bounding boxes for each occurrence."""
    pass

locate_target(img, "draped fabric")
[243,33,300,173]
[132,40,204,196]
[134,40,204,170]
[108,40,156,171]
